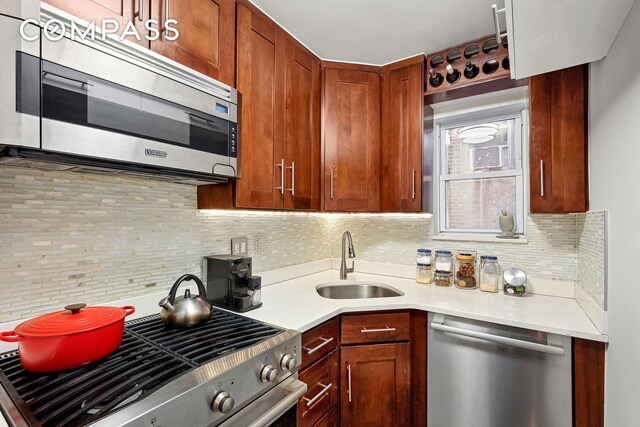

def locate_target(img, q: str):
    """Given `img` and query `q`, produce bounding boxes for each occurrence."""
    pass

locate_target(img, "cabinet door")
[43,0,150,47]
[283,41,321,210]
[529,65,587,213]
[234,4,284,209]
[323,68,380,212]
[150,0,235,86]
[381,62,424,212]
[341,343,410,427]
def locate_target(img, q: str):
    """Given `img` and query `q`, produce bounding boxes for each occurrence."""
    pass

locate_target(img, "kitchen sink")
[315,281,404,299]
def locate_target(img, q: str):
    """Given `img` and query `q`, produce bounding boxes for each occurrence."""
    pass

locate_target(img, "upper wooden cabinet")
[381,59,424,212]
[150,0,235,86]
[322,65,380,212]
[219,4,320,210]
[44,0,235,85]
[529,65,588,213]
[43,0,150,47]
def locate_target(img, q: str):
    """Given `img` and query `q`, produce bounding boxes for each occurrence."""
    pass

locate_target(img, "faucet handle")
[347,261,355,273]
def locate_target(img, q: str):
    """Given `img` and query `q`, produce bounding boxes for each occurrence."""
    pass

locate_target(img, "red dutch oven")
[0,303,135,373]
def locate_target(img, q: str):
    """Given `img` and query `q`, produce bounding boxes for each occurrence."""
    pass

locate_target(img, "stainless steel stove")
[0,311,306,427]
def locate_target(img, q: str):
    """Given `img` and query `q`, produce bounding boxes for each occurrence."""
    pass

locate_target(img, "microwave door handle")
[186,112,220,130]
[42,71,93,89]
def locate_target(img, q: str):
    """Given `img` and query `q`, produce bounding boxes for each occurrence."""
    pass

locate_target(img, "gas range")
[0,311,305,427]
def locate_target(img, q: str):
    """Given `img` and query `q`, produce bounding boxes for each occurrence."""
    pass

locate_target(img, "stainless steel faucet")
[340,231,356,280]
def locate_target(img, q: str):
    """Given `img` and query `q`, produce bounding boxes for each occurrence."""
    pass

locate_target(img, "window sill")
[432,233,529,244]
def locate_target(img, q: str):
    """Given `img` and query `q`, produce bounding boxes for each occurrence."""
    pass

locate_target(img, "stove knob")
[280,354,296,371]
[260,364,278,383]
[212,391,235,414]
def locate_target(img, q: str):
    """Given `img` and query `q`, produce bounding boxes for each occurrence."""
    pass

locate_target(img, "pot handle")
[167,274,207,304]
[0,331,24,343]
[122,306,136,317]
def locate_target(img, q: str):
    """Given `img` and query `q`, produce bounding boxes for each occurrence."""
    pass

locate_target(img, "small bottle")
[479,256,499,293]
[416,249,431,265]
[416,264,433,284]
[455,252,477,290]
[434,270,452,287]
[446,65,460,84]
[428,68,443,87]
[463,61,479,79]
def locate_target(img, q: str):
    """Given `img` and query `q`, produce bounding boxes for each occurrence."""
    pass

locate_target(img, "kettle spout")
[158,296,173,311]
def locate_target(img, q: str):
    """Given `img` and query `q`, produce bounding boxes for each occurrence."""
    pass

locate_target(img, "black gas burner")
[0,311,283,427]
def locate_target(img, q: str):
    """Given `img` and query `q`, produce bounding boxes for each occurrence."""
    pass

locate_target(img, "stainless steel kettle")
[159,274,212,327]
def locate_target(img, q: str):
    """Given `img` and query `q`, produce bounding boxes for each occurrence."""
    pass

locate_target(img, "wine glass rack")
[425,35,510,95]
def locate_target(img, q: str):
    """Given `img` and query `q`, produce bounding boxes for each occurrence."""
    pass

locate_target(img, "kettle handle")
[167,274,207,304]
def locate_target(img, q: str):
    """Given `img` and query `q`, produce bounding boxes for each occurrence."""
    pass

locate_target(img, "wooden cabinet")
[381,59,424,212]
[43,0,150,47]
[322,64,380,212]
[529,65,588,213]
[340,343,411,427]
[299,319,340,427]
[340,312,411,345]
[44,0,235,84]
[199,4,320,210]
[150,0,235,86]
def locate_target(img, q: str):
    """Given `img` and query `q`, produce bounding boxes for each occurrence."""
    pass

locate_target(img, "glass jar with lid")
[434,250,453,274]
[416,249,432,266]
[433,270,452,287]
[455,251,477,289]
[416,264,433,284]
[479,256,499,293]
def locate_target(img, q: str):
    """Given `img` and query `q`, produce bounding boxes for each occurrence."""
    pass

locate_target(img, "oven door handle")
[249,378,307,427]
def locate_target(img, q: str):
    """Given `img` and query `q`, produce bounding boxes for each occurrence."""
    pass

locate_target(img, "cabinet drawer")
[298,350,339,427]
[301,318,338,370]
[341,312,411,344]
[313,404,338,427]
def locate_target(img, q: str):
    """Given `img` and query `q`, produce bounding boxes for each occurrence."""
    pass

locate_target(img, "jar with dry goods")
[416,264,433,284]
[434,250,453,274]
[416,249,432,265]
[434,270,452,287]
[479,256,499,293]
[455,252,477,289]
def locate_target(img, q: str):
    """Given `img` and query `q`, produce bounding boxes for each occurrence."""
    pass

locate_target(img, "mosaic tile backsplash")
[576,211,607,310]
[1,166,605,321]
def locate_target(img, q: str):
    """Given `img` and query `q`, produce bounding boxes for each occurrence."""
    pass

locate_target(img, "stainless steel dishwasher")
[427,312,572,427]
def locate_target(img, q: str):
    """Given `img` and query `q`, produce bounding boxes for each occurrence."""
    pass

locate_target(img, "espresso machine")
[203,255,262,312]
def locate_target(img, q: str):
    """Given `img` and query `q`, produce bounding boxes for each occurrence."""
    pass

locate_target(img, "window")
[434,99,527,236]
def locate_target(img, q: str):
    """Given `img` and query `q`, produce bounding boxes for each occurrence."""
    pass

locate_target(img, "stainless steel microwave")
[0,3,239,184]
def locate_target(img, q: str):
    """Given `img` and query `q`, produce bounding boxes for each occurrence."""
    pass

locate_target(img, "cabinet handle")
[361,326,396,333]
[135,0,144,21]
[540,160,545,197]
[275,159,284,194]
[303,337,333,355]
[411,169,416,200]
[347,364,352,403]
[164,0,170,35]
[303,382,332,407]
[330,168,334,200]
[286,161,295,195]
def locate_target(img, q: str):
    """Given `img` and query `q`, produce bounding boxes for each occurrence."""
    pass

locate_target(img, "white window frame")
[433,99,529,237]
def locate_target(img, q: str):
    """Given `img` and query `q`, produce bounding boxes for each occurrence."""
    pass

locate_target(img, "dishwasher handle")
[430,315,565,356]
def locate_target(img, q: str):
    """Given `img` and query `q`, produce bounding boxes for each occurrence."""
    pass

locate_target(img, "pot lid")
[14,303,130,337]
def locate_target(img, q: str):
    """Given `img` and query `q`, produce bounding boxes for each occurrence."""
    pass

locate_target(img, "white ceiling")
[249,0,505,65]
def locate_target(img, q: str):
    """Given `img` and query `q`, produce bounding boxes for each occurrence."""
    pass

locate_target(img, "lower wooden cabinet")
[313,405,339,427]
[340,343,411,426]
[298,350,339,427]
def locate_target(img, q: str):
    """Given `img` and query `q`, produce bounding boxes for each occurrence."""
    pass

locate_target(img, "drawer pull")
[347,364,352,403]
[361,326,396,333]
[303,382,332,407]
[303,337,334,355]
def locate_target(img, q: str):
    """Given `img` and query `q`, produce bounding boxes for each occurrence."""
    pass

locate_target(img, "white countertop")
[241,270,607,342]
